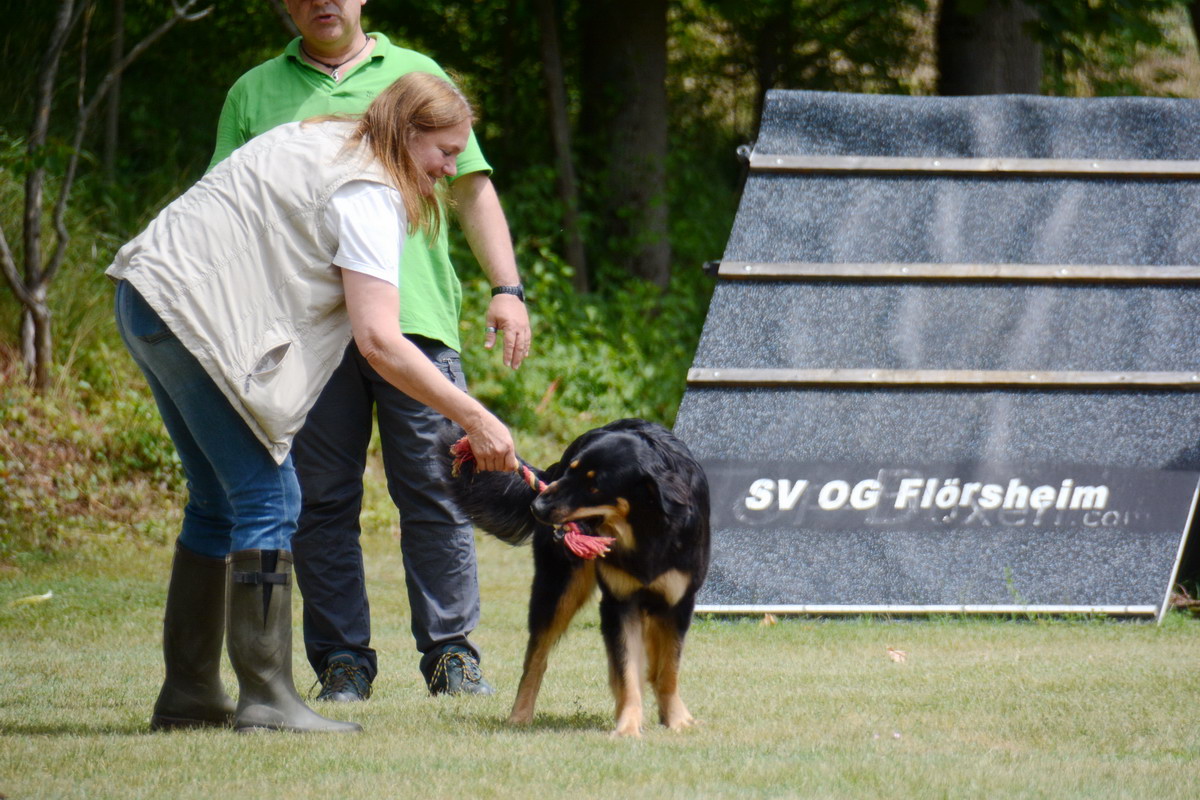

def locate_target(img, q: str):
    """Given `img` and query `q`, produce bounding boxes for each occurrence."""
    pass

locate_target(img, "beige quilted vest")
[107,120,394,463]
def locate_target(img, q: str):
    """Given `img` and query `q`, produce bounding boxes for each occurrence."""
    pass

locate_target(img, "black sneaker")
[427,646,495,696]
[315,652,372,702]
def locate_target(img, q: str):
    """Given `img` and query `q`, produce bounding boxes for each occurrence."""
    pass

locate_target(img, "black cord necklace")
[300,37,370,81]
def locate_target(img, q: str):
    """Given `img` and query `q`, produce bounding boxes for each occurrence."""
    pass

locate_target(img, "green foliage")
[681,0,931,129]
[938,0,1193,96]
[1028,0,1183,55]
[1040,4,1194,97]
[0,131,84,178]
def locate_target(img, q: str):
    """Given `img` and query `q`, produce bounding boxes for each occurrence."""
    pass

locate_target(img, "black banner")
[705,460,1199,536]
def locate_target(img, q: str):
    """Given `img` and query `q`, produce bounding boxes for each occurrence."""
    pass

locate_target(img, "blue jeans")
[291,340,480,684]
[114,280,300,558]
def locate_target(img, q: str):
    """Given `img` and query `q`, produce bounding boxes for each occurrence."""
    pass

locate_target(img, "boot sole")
[235,723,362,734]
[150,714,234,731]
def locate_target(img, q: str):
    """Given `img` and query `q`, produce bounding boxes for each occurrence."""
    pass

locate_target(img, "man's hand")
[485,293,531,369]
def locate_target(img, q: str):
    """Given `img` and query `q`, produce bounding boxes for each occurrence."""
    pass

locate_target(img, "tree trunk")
[103,0,124,179]
[16,0,76,388]
[937,0,1042,95]
[1190,1,1200,60]
[534,0,588,292]
[750,0,797,139]
[579,0,671,287]
[27,291,52,390]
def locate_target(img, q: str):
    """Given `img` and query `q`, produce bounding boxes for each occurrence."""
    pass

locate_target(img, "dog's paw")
[665,714,699,732]
[506,711,534,726]
[659,696,697,731]
[610,723,643,739]
[612,709,644,738]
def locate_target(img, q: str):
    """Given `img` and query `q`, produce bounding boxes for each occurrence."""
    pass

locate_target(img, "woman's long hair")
[319,72,474,239]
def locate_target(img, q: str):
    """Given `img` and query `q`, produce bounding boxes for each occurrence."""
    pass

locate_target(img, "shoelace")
[309,661,371,700]
[429,650,482,691]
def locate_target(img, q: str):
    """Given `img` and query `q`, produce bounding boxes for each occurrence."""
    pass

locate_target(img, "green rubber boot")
[226,550,361,733]
[150,542,236,730]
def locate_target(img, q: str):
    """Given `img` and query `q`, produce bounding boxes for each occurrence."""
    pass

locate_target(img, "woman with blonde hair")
[108,72,516,734]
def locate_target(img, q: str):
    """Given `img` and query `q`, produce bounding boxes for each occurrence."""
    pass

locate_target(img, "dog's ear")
[645,471,697,535]
[658,472,693,510]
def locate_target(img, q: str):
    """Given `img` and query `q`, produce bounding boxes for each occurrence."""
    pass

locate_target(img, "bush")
[0,364,182,563]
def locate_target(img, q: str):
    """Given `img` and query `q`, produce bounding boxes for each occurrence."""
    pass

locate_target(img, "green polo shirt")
[208,33,491,352]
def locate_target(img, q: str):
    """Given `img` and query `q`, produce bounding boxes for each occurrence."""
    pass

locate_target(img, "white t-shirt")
[326,180,405,286]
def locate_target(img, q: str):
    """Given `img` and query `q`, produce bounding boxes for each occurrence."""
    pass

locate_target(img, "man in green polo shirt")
[207,0,530,701]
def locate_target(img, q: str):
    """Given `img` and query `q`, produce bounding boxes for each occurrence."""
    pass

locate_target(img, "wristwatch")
[491,284,525,302]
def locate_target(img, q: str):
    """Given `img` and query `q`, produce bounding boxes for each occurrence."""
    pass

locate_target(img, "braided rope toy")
[450,437,613,559]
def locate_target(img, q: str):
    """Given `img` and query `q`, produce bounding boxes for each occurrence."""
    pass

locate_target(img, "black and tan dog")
[442,418,710,737]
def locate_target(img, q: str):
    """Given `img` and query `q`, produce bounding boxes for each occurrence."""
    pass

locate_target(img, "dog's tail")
[437,424,541,545]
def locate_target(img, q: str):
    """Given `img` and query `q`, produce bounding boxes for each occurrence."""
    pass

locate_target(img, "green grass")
[2,478,1199,799]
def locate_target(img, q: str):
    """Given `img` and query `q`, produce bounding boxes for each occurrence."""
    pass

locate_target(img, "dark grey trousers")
[291,338,481,685]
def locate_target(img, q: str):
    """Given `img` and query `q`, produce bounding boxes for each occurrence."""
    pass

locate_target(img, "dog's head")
[530,425,701,545]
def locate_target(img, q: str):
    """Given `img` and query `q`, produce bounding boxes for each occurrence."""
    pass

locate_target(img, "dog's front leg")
[509,634,551,726]
[509,562,596,726]
[645,611,695,731]
[601,598,645,738]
